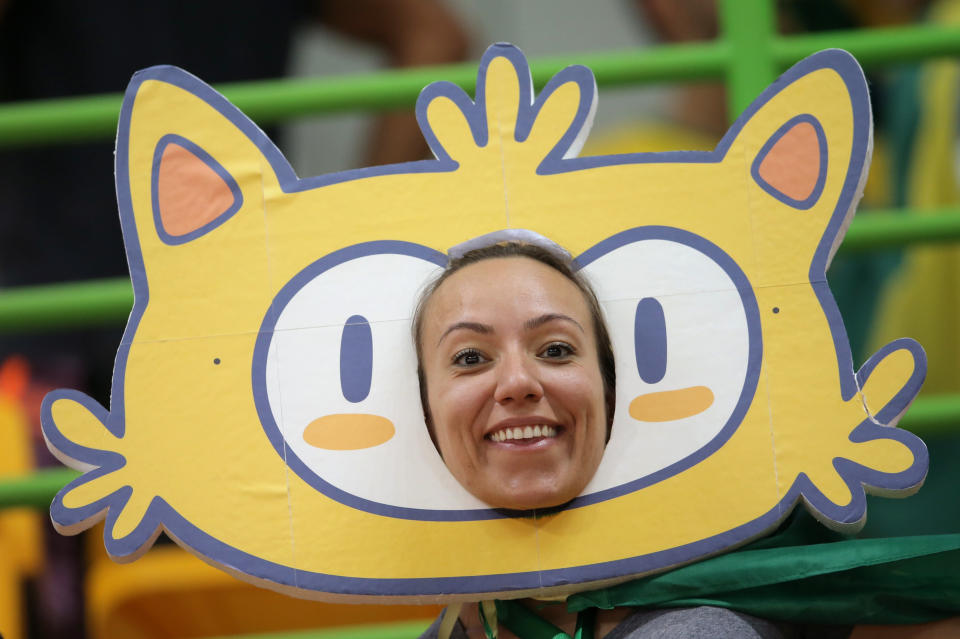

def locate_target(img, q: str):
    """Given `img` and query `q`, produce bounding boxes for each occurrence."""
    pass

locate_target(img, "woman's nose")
[493,354,543,403]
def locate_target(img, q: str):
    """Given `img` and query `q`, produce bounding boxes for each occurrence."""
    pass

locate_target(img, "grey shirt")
[419,605,851,639]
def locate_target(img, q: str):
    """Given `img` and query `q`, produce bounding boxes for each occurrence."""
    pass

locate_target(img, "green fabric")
[495,600,571,639]
[574,607,595,639]
[566,510,960,625]
[493,601,599,639]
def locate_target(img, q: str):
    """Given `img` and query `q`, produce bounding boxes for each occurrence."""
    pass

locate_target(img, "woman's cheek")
[434,375,484,446]
[548,364,597,408]
[452,376,491,435]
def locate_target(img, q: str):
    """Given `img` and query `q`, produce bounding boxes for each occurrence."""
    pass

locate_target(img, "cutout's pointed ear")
[116,66,282,270]
[152,134,243,244]
[752,114,827,209]
[725,50,872,277]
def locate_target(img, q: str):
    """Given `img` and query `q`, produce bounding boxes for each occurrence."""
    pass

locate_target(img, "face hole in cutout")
[256,237,757,515]
[261,249,485,511]
[578,233,755,495]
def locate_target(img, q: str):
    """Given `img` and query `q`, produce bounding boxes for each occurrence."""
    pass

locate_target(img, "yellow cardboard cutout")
[43,45,927,602]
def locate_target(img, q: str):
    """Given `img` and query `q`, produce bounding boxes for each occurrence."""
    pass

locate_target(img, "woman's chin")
[472,480,583,512]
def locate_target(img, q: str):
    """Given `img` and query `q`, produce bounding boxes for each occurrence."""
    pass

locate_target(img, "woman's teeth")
[489,425,557,442]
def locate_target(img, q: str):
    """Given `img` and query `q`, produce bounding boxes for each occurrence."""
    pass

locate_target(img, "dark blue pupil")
[340,314,373,403]
[634,297,667,384]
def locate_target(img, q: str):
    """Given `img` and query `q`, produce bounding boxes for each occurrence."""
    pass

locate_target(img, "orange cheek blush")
[303,414,395,450]
[629,386,714,422]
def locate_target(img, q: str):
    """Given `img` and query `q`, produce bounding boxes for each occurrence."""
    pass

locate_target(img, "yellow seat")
[84,531,440,638]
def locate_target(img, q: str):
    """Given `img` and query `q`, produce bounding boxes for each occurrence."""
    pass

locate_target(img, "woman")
[412,239,799,639]
[413,240,613,512]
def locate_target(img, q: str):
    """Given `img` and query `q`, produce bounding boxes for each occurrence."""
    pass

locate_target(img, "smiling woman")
[413,240,615,511]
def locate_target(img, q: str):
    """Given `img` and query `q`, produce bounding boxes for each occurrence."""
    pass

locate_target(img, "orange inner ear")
[757,121,821,202]
[157,143,235,237]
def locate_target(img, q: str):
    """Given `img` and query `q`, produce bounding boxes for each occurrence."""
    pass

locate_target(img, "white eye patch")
[258,247,488,514]
[578,233,758,498]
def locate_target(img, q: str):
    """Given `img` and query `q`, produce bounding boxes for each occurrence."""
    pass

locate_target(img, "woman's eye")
[540,342,574,360]
[453,349,487,367]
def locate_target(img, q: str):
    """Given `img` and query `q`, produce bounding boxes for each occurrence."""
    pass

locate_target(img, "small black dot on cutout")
[772,307,780,314]
[213,358,221,365]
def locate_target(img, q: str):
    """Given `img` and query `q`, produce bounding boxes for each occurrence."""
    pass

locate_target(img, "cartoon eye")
[634,297,667,384]
[339,315,373,403]
[577,229,760,496]
[256,246,488,513]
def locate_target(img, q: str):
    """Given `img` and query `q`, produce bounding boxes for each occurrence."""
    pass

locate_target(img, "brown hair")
[412,242,616,433]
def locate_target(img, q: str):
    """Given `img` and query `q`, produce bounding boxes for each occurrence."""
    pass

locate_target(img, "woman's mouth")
[487,424,559,443]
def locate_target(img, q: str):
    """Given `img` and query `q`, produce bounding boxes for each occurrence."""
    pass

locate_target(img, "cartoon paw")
[42,390,155,556]
[858,338,927,428]
[419,43,595,172]
[795,338,927,527]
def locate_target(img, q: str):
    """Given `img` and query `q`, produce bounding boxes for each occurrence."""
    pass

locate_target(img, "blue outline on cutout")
[151,133,244,245]
[40,44,929,597]
[251,227,761,521]
[749,114,828,210]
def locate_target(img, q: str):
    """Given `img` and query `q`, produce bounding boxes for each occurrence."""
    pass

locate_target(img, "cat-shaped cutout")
[42,44,926,601]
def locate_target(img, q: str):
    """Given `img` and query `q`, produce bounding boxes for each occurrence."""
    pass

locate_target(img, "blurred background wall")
[284,0,667,176]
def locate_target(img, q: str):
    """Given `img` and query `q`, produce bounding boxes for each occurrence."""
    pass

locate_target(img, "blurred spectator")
[868,0,960,395]
[858,0,960,542]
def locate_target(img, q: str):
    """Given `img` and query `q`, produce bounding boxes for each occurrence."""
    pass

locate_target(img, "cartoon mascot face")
[42,44,927,601]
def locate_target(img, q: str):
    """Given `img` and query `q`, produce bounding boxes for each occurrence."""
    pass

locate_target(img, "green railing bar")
[900,394,960,436]
[4,20,960,149]
[0,92,123,150]
[224,42,731,121]
[205,620,432,639]
[0,276,133,332]
[772,24,960,68]
[0,42,728,150]
[0,468,78,509]
[842,208,960,252]
[3,388,958,511]
[720,0,778,119]
[0,211,958,333]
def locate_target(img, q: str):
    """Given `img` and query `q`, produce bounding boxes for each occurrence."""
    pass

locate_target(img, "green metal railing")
[2,0,960,636]
[3,9,960,148]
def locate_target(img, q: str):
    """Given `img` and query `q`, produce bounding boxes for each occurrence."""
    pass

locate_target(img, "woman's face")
[419,257,607,510]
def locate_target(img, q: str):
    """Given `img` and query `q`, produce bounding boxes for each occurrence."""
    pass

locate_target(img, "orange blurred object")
[0,360,45,639]
[84,527,441,638]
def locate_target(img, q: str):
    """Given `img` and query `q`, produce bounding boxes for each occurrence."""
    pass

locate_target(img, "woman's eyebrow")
[437,321,493,345]
[524,313,584,333]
